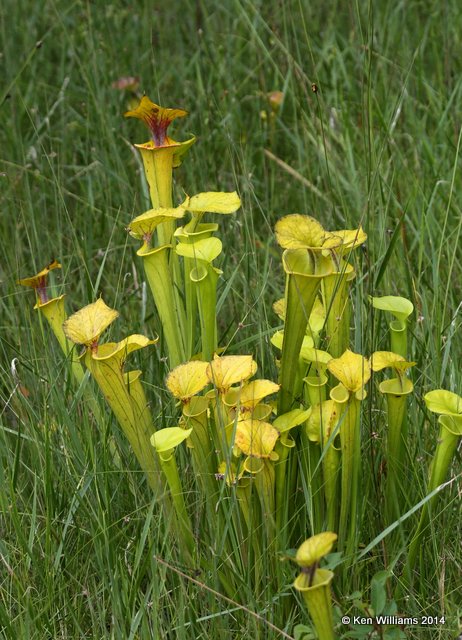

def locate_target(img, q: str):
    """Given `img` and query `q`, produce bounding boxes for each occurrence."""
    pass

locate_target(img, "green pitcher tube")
[294,569,335,640]
[138,243,186,367]
[322,263,355,359]
[38,295,86,386]
[379,377,414,522]
[278,249,331,414]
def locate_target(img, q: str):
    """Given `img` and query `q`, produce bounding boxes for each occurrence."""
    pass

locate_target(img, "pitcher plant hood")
[63,299,119,350]
[327,349,371,393]
[17,260,62,306]
[125,95,195,167]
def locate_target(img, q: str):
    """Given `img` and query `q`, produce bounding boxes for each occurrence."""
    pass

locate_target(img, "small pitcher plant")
[18,261,85,386]
[371,295,414,358]
[292,532,338,640]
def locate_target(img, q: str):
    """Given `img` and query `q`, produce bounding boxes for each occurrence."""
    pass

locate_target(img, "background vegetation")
[1,0,461,638]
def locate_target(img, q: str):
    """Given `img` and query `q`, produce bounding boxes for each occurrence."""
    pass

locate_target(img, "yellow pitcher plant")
[371,351,415,522]
[322,227,366,358]
[128,206,187,367]
[327,349,371,553]
[175,190,240,358]
[305,400,341,532]
[18,261,86,386]
[292,532,338,640]
[21,90,462,618]
[274,214,337,413]
[126,97,241,366]
[405,389,462,579]
[150,426,195,561]
[371,295,414,358]
[63,299,159,489]
[125,96,195,245]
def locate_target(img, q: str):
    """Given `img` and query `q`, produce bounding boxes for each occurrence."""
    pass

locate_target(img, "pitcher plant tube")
[151,426,196,562]
[371,351,415,522]
[292,532,338,640]
[371,295,414,358]
[305,400,341,532]
[321,226,366,358]
[175,191,240,358]
[176,236,223,361]
[18,261,86,386]
[404,389,462,579]
[206,354,258,458]
[274,214,338,414]
[128,206,187,367]
[63,299,160,490]
[327,349,371,553]
[166,361,215,495]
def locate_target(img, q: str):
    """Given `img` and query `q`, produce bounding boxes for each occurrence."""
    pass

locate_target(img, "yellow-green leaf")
[371,351,415,373]
[235,379,280,409]
[327,349,371,392]
[207,354,257,391]
[295,532,338,567]
[63,299,119,347]
[275,214,327,249]
[424,389,462,416]
[299,345,332,368]
[326,227,367,254]
[127,207,185,239]
[234,419,279,458]
[91,334,157,362]
[371,295,414,324]
[150,426,192,453]
[175,237,222,263]
[273,408,311,433]
[166,361,210,400]
[181,191,241,214]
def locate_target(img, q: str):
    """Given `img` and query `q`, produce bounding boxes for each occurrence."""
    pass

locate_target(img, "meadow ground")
[1,1,461,638]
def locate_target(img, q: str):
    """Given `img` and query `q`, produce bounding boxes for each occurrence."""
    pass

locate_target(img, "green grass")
[1,0,461,638]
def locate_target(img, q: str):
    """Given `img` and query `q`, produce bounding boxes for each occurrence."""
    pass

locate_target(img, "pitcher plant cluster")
[18,96,461,635]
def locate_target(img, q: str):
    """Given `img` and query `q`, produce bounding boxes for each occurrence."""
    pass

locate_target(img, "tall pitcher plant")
[272,215,366,533]
[125,96,240,366]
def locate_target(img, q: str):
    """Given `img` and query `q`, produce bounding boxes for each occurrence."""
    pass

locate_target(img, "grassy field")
[1,1,461,638]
